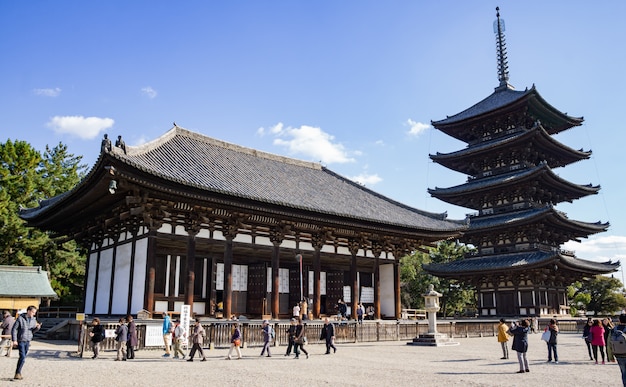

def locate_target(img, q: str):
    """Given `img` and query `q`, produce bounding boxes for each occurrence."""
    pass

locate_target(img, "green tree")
[400,240,476,317]
[570,275,626,316]
[0,140,87,304]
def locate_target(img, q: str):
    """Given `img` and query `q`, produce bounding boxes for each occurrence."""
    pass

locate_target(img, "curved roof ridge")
[123,125,322,170]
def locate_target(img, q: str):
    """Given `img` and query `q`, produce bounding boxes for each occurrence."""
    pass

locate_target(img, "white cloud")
[563,235,626,262]
[46,115,114,140]
[141,86,157,99]
[406,119,430,136]
[260,122,355,164]
[33,88,61,97]
[349,173,382,186]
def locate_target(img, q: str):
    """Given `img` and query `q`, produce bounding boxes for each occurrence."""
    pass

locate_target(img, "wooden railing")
[75,318,587,356]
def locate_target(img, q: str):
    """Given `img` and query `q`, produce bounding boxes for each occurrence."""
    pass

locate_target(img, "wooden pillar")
[393,261,401,319]
[185,233,197,308]
[126,227,138,315]
[351,253,359,320]
[373,252,381,320]
[144,229,158,314]
[223,237,234,319]
[271,243,280,319]
[313,247,321,319]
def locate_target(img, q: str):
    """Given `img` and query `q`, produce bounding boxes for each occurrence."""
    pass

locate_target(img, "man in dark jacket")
[11,305,41,380]
[1,310,15,356]
[320,317,337,354]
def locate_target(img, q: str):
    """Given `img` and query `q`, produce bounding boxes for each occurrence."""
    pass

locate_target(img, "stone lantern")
[408,284,459,347]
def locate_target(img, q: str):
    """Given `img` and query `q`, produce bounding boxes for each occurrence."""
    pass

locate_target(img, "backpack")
[269,325,275,339]
[610,326,626,355]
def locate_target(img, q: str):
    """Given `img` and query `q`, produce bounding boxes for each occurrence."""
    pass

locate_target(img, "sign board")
[75,313,85,321]
[144,325,164,347]
[104,329,116,338]
[179,304,191,347]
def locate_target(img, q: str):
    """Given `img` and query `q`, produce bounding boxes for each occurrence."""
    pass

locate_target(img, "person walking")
[285,318,297,356]
[509,319,530,373]
[590,319,606,364]
[497,318,510,359]
[603,318,616,362]
[115,317,128,361]
[162,312,173,358]
[320,317,337,354]
[88,317,105,359]
[227,322,243,360]
[356,303,364,324]
[293,317,309,359]
[172,319,187,359]
[187,319,206,362]
[1,310,15,356]
[292,303,300,320]
[126,315,137,360]
[583,317,594,360]
[546,319,559,363]
[613,314,626,386]
[11,305,41,380]
[260,320,273,357]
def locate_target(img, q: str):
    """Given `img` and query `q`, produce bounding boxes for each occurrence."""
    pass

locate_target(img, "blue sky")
[1,1,625,279]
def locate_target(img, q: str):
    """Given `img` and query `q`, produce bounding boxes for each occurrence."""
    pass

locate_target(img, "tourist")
[115,317,128,361]
[293,317,309,359]
[590,319,606,364]
[227,322,243,360]
[260,320,273,357]
[583,317,594,360]
[1,310,15,356]
[613,314,626,385]
[172,319,187,359]
[11,305,41,380]
[508,319,529,373]
[88,317,105,359]
[292,303,300,320]
[301,299,308,320]
[531,318,538,334]
[162,312,173,358]
[366,305,375,320]
[497,318,510,359]
[545,319,559,363]
[602,318,616,362]
[285,318,297,356]
[126,315,137,360]
[356,303,364,324]
[320,317,337,354]
[187,319,206,362]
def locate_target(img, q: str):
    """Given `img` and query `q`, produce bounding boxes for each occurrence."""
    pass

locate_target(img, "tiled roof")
[466,206,608,237]
[0,266,58,298]
[424,250,618,276]
[100,127,466,232]
[432,86,530,126]
[428,163,599,199]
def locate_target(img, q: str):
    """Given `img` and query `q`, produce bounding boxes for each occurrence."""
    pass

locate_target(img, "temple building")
[20,126,464,319]
[424,8,618,317]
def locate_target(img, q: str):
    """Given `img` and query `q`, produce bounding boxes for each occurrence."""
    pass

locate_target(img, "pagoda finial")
[493,7,510,90]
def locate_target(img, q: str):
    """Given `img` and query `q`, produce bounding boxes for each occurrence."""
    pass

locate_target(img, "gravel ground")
[0,332,621,386]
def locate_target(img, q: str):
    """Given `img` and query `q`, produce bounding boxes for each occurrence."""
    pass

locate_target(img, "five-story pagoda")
[424,8,618,317]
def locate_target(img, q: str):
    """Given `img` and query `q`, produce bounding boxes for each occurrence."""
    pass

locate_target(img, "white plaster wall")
[130,238,148,314]
[111,242,132,314]
[255,235,273,247]
[84,252,98,314]
[234,234,252,244]
[379,264,395,318]
[96,248,113,314]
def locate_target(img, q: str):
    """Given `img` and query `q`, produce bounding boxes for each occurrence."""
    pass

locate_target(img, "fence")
[77,318,586,356]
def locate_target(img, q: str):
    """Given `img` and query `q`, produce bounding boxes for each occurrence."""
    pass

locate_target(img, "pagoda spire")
[493,7,511,90]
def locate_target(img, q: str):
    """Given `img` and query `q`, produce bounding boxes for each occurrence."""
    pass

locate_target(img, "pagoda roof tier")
[432,85,583,143]
[20,126,465,240]
[466,206,609,242]
[423,250,618,278]
[428,163,599,209]
[430,123,591,175]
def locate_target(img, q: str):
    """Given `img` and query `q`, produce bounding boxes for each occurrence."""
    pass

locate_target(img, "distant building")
[20,127,464,319]
[0,265,58,310]
[424,8,618,317]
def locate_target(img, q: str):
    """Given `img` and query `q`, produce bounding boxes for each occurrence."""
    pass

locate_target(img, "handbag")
[541,330,551,342]
[233,338,241,347]
[295,336,307,345]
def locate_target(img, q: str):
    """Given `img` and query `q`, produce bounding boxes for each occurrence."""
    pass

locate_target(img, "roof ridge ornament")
[493,7,512,91]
